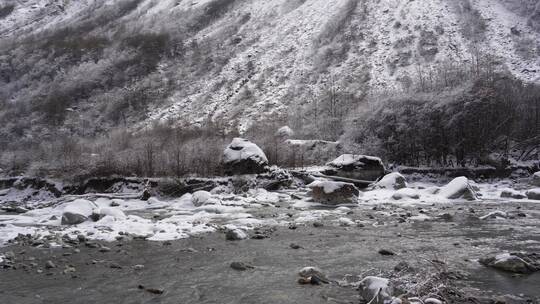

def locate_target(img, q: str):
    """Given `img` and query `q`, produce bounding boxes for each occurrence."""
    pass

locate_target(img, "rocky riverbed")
[1,185,540,303]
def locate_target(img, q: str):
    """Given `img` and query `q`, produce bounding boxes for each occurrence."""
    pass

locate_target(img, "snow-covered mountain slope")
[1,0,539,135]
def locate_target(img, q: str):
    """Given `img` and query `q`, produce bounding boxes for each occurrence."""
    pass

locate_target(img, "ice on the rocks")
[531,172,540,186]
[438,176,478,200]
[376,172,407,190]
[526,188,540,200]
[391,188,420,200]
[223,138,268,165]
[61,199,98,225]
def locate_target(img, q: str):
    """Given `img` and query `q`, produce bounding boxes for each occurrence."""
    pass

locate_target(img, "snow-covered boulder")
[322,154,385,181]
[500,188,526,199]
[275,126,294,138]
[96,207,126,220]
[376,172,407,190]
[391,188,420,200]
[479,253,539,274]
[61,199,97,225]
[223,138,268,175]
[358,276,395,304]
[191,191,212,207]
[438,177,478,200]
[526,188,540,200]
[308,180,360,205]
[225,228,248,241]
[531,172,540,186]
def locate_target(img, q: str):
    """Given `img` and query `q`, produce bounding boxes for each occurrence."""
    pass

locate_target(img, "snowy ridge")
[1,0,539,132]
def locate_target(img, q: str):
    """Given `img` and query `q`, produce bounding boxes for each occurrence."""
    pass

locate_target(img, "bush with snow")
[438,176,478,200]
[275,126,294,138]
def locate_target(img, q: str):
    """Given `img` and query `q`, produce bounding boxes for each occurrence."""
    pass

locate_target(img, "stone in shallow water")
[376,172,407,190]
[500,188,526,199]
[438,176,478,200]
[308,180,360,205]
[526,188,540,200]
[479,253,539,274]
[358,276,394,304]
[225,228,248,241]
[322,154,386,181]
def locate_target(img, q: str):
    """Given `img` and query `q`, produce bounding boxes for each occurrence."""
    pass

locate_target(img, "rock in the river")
[223,138,268,175]
[230,261,255,271]
[308,181,360,205]
[376,172,407,190]
[358,276,395,304]
[45,260,56,269]
[225,228,248,241]
[479,211,508,220]
[191,191,213,207]
[92,207,126,221]
[61,199,97,225]
[526,188,540,200]
[322,154,385,181]
[438,176,478,200]
[479,253,539,274]
[391,188,420,200]
[500,188,526,199]
[298,266,329,284]
[531,172,540,186]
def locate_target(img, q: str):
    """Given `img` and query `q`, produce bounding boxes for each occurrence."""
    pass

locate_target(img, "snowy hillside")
[0,0,539,135]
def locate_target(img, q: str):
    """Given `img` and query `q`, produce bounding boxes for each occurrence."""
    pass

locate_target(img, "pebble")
[45,260,56,269]
[378,249,395,256]
[230,261,255,271]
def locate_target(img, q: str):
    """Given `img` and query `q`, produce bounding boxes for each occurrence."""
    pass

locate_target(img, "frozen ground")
[0,178,539,247]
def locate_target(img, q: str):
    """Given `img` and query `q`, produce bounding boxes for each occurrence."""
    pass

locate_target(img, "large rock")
[223,138,268,175]
[479,253,539,274]
[531,172,540,186]
[358,276,395,304]
[376,172,407,190]
[391,188,420,200]
[61,199,97,225]
[322,154,385,181]
[500,188,526,199]
[438,176,478,200]
[526,188,540,200]
[308,180,360,205]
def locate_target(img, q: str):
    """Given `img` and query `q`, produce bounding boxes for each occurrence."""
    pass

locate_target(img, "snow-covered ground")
[1,175,539,247]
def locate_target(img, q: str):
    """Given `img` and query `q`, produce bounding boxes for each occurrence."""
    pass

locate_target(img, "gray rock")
[479,253,539,274]
[225,228,248,241]
[358,276,394,304]
[322,154,385,181]
[223,138,268,175]
[45,260,56,269]
[230,261,255,271]
[531,172,540,186]
[526,189,540,200]
[61,212,88,225]
[308,181,360,205]
[500,188,526,199]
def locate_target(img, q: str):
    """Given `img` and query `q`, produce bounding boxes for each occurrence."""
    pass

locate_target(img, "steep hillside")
[0,0,539,141]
